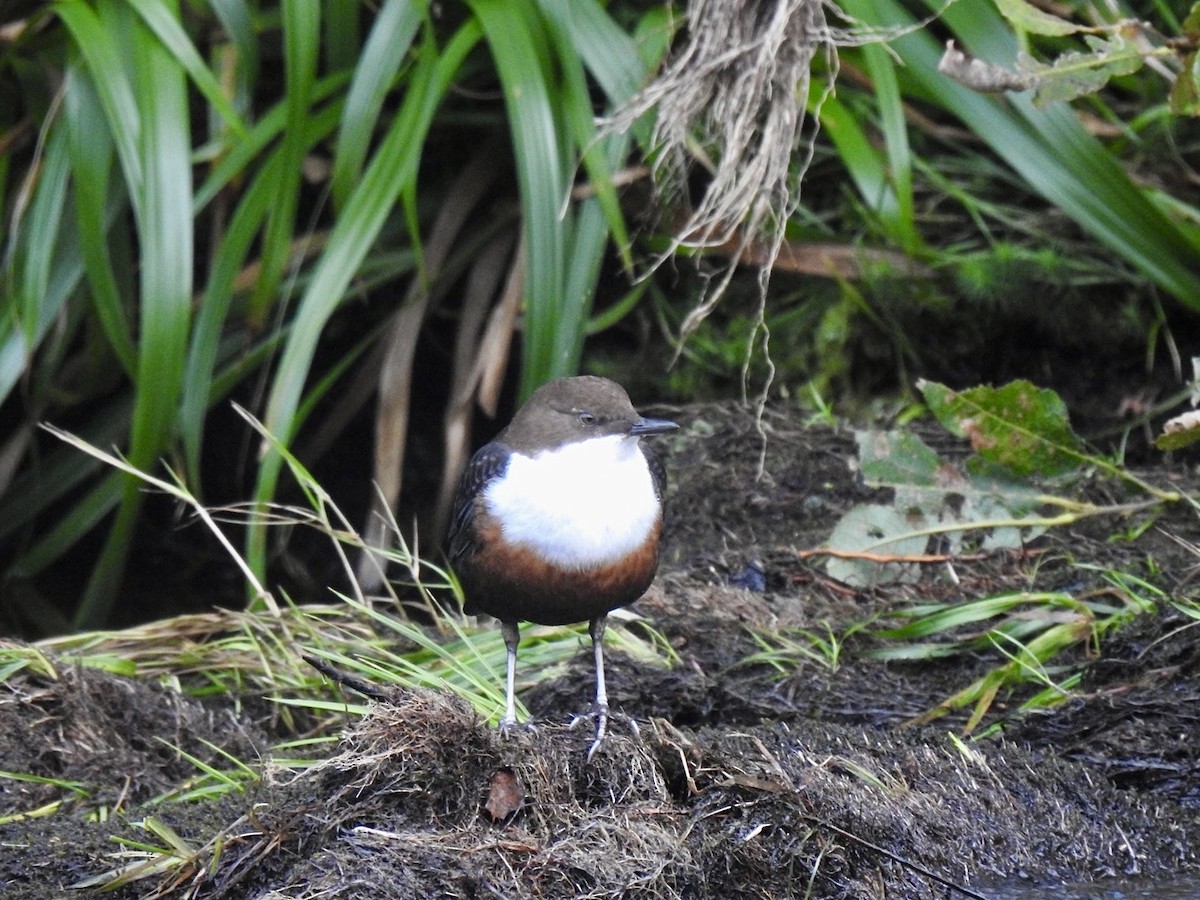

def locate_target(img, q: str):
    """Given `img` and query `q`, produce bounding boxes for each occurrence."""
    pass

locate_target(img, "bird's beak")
[629,416,678,436]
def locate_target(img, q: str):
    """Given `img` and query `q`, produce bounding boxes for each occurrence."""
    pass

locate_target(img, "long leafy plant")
[0,1,666,630]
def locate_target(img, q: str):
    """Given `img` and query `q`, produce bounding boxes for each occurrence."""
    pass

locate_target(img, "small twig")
[302,653,392,702]
[799,548,990,564]
[819,819,991,899]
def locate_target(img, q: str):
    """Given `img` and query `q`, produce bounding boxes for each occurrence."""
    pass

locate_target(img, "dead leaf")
[484,767,524,822]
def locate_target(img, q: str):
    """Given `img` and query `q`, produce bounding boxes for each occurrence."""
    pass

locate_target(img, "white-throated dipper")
[447,375,677,758]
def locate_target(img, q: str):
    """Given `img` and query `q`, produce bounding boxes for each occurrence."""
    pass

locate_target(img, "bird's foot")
[497,716,536,741]
[570,704,640,761]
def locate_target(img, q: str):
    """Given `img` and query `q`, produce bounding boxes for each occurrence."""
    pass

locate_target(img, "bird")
[447,375,677,758]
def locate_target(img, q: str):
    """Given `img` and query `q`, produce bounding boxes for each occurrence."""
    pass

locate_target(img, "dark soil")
[3,401,1200,898]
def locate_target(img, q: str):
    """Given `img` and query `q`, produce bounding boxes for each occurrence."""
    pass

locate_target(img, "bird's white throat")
[483,434,660,569]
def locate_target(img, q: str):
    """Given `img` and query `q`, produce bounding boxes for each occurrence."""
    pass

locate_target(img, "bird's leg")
[499,619,521,737]
[569,615,639,759]
[587,615,610,760]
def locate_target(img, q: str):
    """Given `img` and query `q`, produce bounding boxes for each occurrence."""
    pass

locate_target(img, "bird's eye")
[577,411,596,426]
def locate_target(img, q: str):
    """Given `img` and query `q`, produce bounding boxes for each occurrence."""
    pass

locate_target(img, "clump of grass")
[71,815,209,894]
[0,772,91,825]
[735,621,856,675]
[873,568,1160,734]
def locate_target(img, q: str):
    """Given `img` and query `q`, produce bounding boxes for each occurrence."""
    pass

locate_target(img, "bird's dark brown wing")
[446,441,511,566]
[640,443,668,505]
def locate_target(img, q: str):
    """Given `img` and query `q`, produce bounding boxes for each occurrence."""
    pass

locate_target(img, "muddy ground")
[3,400,1200,898]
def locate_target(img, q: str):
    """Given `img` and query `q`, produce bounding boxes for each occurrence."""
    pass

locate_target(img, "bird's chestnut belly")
[459,516,662,626]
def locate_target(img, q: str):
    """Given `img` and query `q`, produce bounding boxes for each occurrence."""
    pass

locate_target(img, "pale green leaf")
[993,0,1082,36]
[1169,51,1200,117]
[53,1,143,193]
[856,429,944,489]
[0,125,73,400]
[1026,35,1145,107]
[824,504,929,587]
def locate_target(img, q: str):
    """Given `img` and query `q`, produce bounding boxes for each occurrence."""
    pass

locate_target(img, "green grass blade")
[858,34,918,252]
[206,0,258,106]
[545,0,646,104]
[813,91,897,238]
[76,3,194,628]
[180,89,350,487]
[180,163,276,488]
[541,8,626,365]
[124,0,248,137]
[52,1,142,195]
[875,592,1083,641]
[1007,93,1200,302]
[64,66,137,377]
[540,0,657,274]
[128,0,193,465]
[557,198,610,375]
[248,21,483,586]
[246,0,319,326]
[330,0,425,210]
[0,123,74,404]
[468,0,567,398]
[193,70,350,213]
